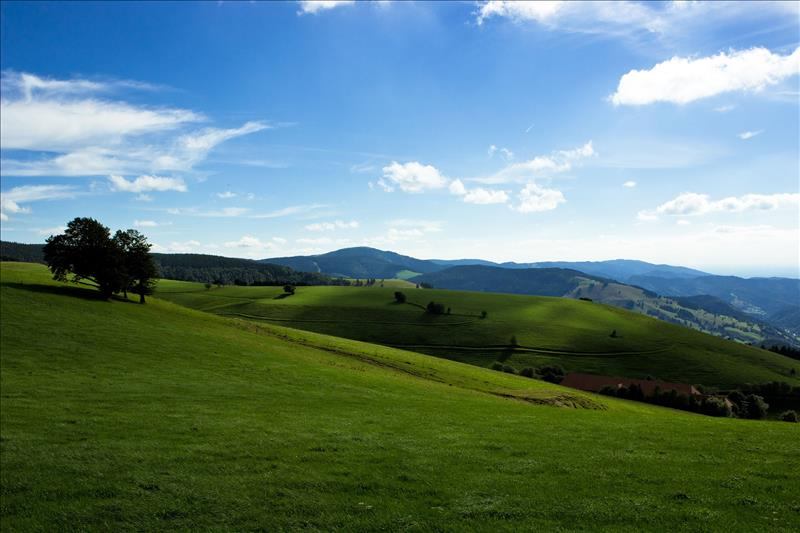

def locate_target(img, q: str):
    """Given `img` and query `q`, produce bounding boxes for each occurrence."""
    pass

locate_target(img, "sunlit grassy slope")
[156,279,800,389]
[2,262,799,531]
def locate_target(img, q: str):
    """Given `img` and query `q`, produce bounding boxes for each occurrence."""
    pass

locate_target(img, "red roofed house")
[560,372,702,398]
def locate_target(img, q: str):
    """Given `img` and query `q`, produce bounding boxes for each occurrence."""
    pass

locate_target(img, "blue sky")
[1,1,798,276]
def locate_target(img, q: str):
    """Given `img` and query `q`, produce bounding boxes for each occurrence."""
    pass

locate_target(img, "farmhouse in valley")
[560,372,702,398]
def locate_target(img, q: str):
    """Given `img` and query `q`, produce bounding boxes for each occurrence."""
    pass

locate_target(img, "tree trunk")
[139,291,145,304]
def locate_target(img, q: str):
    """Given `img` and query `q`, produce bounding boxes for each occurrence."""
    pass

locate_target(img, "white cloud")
[638,192,800,220]
[0,184,77,221]
[714,104,735,113]
[133,220,159,228]
[512,183,566,213]
[108,174,187,193]
[388,219,443,233]
[449,178,509,205]
[166,206,250,217]
[224,235,274,249]
[297,1,354,15]
[34,226,67,236]
[379,161,449,193]
[477,2,799,46]
[488,144,514,160]
[477,141,595,184]
[738,130,764,140]
[0,71,267,177]
[251,204,328,219]
[217,191,237,199]
[623,180,637,188]
[305,220,360,231]
[152,240,202,253]
[135,194,153,202]
[611,47,800,106]
[462,187,509,205]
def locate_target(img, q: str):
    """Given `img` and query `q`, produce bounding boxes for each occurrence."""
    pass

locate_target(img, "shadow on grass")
[3,281,134,303]
[273,293,293,300]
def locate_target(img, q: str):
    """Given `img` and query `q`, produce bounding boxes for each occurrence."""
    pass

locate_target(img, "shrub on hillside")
[283,284,296,295]
[480,310,488,319]
[502,364,516,374]
[426,301,446,315]
[743,394,769,420]
[490,361,504,371]
[520,367,535,378]
[394,291,406,303]
[538,365,565,384]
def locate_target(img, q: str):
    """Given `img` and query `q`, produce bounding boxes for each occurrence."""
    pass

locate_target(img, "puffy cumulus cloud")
[623,180,637,188]
[0,184,77,221]
[0,71,267,177]
[378,161,449,193]
[305,220,360,231]
[151,240,203,254]
[477,141,594,185]
[217,191,237,199]
[462,187,509,205]
[449,178,509,205]
[108,175,187,193]
[738,130,764,140]
[611,47,800,106]
[512,183,566,213]
[638,192,800,220]
[297,1,354,15]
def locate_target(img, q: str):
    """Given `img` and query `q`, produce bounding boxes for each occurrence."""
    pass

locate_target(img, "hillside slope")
[2,261,799,531]
[413,265,797,347]
[155,279,800,389]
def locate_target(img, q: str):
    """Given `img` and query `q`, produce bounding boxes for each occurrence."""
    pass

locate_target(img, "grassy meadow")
[1,262,799,530]
[155,279,800,389]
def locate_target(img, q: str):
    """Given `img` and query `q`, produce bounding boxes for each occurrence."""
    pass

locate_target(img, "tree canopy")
[43,218,158,302]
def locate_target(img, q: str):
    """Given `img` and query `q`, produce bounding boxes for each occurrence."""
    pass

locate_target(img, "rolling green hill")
[413,265,798,347]
[2,261,799,531]
[154,278,800,389]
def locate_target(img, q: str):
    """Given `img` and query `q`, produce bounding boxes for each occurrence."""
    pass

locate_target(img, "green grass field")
[2,262,799,531]
[155,279,800,389]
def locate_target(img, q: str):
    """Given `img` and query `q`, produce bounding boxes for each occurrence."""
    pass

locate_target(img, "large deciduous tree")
[43,218,158,302]
[114,229,158,303]
[44,217,121,299]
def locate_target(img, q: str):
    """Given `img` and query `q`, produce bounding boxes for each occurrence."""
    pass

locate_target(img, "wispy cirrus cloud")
[0,184,78,221]
[638,192,800,221]
[738,130,764,140]
[305,220,359,231]
[0,72,268,178]
[474,141,595,185]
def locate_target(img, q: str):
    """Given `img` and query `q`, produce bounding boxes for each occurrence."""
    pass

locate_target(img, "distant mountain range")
[3,240,798,346]
[261,246,799,344]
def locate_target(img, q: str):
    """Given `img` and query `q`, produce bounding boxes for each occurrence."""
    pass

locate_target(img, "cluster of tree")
[43,218,157,302]
[0,241,45,263]
[394,291,407,303]
[599,385,736,418]
[414,282,433,289]
[763,344,800,362]
[157,265,347,287]
[490,363,565,384]
[734,381,800,411]
[352,278,382,286]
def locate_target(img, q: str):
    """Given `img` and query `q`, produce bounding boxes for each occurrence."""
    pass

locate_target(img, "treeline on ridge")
[155,255,348,287]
